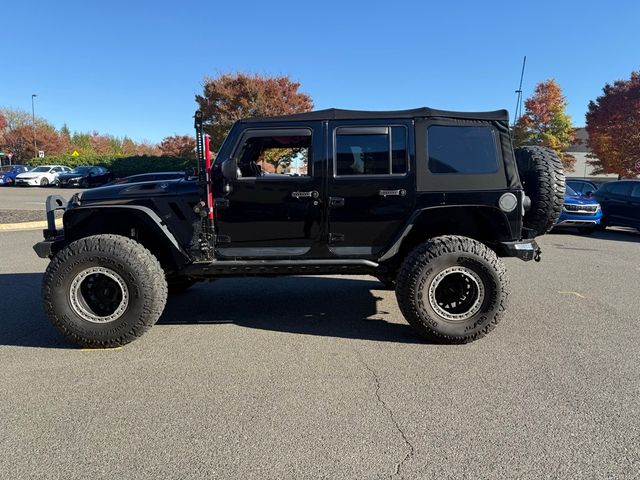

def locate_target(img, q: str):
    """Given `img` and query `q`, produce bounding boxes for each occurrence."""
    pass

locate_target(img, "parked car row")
[0,165,115,188]
[553,179,640,234]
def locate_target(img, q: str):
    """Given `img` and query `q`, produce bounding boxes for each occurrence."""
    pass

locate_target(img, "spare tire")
[514,146,566,236]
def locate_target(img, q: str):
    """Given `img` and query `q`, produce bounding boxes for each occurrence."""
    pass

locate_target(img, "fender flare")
[64,205,190,259]
[377,205,514,262]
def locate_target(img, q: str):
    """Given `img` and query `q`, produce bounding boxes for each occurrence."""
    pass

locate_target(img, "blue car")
[554,185,602,234]
[0,165,31,186]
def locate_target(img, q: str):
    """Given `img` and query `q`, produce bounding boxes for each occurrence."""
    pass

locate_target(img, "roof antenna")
[513,55,527,127]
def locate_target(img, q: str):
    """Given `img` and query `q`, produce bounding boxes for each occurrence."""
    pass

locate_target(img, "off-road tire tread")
[515,146,566,236]
[42,234,168,347]
[396,235,509,343]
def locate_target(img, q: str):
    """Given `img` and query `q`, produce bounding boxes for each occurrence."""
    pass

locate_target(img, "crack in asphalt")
[354,349,415,478]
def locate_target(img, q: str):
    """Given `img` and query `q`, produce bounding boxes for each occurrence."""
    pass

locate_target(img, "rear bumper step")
[500,239,541,262]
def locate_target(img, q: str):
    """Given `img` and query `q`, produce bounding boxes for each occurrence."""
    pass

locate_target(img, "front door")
[215,125,323,258]
[327,121,415,258]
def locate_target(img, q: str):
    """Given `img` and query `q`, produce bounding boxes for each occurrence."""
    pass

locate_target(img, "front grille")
[563,204,598,214]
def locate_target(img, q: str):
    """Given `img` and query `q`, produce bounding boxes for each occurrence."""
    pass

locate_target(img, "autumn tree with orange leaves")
[196,73,313,151]
[160,134,196,159]
[513,79,576,170]
[586,71,640,178]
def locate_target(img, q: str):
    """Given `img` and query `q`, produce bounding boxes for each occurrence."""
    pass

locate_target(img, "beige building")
[564,128,617,180]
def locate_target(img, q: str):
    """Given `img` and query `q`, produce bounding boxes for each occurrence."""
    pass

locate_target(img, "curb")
[0,220,61,232]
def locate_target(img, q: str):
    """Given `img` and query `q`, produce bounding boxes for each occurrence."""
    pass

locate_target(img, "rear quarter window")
[427,126,498,174]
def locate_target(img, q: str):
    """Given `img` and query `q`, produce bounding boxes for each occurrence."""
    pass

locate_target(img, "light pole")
[31,94,37,157]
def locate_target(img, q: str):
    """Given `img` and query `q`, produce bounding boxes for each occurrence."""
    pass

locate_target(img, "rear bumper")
[500,239,541,262]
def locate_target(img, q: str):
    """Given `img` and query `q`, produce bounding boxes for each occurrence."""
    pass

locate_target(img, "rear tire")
[515,146,565,236]
[42,234,168,347]
[396,236,509,343]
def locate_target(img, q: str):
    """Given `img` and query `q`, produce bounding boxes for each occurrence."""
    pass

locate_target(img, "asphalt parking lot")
[0,185,83,211]
[1,189,639,479]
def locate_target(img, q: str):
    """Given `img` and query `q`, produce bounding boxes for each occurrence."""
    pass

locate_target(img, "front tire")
[42,234,168,347]
[396,236,509,343]
[40,177,49,187]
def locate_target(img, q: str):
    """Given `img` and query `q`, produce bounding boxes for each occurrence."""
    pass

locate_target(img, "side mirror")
[221,158,239,181]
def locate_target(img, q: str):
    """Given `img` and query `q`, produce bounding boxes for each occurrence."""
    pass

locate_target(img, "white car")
[15,165,72,187]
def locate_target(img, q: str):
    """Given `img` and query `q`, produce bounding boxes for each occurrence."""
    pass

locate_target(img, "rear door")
[327,121,414,258]
[597,182,633,226]
[627,183,640,228]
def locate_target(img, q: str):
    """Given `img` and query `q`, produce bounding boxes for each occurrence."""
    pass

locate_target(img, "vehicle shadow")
[551,227,640,244]
[0,274,423,349]
[159,276,424,344]
[0,273,75,349]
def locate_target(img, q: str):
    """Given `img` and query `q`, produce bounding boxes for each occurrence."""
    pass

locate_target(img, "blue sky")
[3,0,639,142]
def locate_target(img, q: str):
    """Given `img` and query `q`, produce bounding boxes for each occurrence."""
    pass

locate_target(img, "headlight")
[596,204,601,212]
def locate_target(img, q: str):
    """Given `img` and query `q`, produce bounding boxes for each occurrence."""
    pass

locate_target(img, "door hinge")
[215,234,231,244]
[329,196,345,208]
[329,233,345,243]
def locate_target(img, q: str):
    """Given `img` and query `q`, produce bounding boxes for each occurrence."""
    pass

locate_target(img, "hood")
[79,178,197,204]
[564,194,600,206]
[58,172,85,179]
[16,172,43,179]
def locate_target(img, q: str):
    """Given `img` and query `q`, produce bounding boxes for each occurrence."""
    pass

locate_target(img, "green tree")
[586,71,640,177]
[195,73,313,151]
[513,79,576,170]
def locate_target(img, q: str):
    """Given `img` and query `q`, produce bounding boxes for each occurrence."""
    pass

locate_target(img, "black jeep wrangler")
[34,107,565,347]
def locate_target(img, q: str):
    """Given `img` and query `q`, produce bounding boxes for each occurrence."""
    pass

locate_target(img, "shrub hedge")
[28,154,195,178]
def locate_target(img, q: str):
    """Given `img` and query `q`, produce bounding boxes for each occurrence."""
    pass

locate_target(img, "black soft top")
[241,107,509,123]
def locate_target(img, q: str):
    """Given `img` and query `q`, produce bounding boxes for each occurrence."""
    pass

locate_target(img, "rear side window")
[608,182,633,196]
[335,126,407,176]
[427,126,498,174]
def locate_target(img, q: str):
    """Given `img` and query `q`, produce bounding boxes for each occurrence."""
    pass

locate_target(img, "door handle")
[329,197,345,207]
[291,190,319,199]
[378,189,406,197]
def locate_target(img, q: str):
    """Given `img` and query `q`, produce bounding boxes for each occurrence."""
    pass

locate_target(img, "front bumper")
[16,177,42,186]
[555,210,602,229]
[58,177,82,187]
[33,195,68,259]
[500,239,541,262]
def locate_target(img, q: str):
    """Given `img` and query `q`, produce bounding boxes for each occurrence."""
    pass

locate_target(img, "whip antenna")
[513,56,527,126]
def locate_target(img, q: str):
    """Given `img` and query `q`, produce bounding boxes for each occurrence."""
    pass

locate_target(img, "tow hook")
[534,248,542,262]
